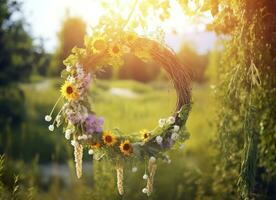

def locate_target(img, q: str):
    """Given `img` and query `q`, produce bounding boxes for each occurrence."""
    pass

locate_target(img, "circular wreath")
[45,31,191,196]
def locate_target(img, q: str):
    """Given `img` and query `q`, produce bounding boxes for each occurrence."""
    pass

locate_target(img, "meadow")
[1,77,216,199]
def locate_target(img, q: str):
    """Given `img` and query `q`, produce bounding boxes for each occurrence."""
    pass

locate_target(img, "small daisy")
[171,132,179,141]
[102,131,117,146]
[143,174,148,180]
[132,166,138,173]
[156,136,163,145]
[173,125,180,132]
[158,118,166,127]
[167,116,175,124]
[48,124,54,131]
[119,140,133,156]
[88,149,94,155]
[142,188,148,194]
[45,115,52,122]
[60,81,79,101]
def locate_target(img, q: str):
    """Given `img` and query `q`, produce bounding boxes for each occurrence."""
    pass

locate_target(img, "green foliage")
[211,0,276,199]
[177,43,209,83]
[51,16,86,75]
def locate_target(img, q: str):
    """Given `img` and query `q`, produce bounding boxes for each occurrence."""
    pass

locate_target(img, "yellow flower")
[60,81,79,101]
[90,142,101,149]
[140,129,151,141]
[119,140,133,156]
[125,32,137,44]
[108,43,122,58]
[91,37,107,53]
[102,131,117,146]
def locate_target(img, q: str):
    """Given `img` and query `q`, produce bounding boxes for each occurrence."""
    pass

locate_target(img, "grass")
[16,78,217,199]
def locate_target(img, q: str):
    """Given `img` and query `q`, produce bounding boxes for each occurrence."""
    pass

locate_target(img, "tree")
[137,0,275,198]
[52,15,86,75]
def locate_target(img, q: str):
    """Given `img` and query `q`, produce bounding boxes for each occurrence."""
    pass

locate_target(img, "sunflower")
[91,37,107,53]
[140,129,151,141]
[60,81,79,101]
[125,32,137,44]
[119,140,133,156]
[90,142,101,149]
[108,43,122,58]
[102,131,117,146]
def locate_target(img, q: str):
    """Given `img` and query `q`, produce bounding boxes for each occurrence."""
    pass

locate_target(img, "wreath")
[45,30,191,196]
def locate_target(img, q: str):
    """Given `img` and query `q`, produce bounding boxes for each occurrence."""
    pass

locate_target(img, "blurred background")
[0,0,274,199]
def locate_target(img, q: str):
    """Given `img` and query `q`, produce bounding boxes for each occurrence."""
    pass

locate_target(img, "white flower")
[65,132,71,140]
[143,174,148,180]
[132,167,138,173]
[67,76,76,83]
[173,125,180,132]
[66,65,72,72]
[142,188,148,194]
[88,149,94,155]
[179,144,185,149]
[167,116,175,124]
[48,124,54,131]
[149,156,156,163]
[82,134,88,140]
[45,115,52,122]
[65,129,73,135]
[158,118,166,127]
[156,136,163,145]
[167,159,171,164]
[71,140,78,146]
[77,136,83,140]
[171,132,179,141]
[55,115,61,127]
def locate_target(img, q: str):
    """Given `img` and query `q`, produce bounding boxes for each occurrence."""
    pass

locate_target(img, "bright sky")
[22,0,216,54]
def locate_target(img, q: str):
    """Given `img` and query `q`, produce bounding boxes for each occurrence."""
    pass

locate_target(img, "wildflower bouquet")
[45,28,191,196]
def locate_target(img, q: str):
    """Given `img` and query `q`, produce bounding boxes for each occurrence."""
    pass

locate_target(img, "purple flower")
[85,114,104,134]
[165,138,174,149]
[78,72,92,94]
[67,110,84,124]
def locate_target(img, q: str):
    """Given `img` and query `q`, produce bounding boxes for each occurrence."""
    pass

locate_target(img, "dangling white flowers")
[171,132,179,141]
[142,188,148,194]
[167,116,175,124]
[173,125,179,132]
[88,149,94,155]
[45,115,52,122]
[48,124,54,131]
[143,174,148,180]
[158,118,166,127]
[149,156,156,163]
[132,167,138,173]
[156,136,163,145]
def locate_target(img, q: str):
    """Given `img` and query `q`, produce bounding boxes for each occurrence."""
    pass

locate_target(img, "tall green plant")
[211,1,276,199]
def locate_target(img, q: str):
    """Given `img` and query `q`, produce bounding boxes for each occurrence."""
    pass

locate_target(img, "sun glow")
[24,0,214,52]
